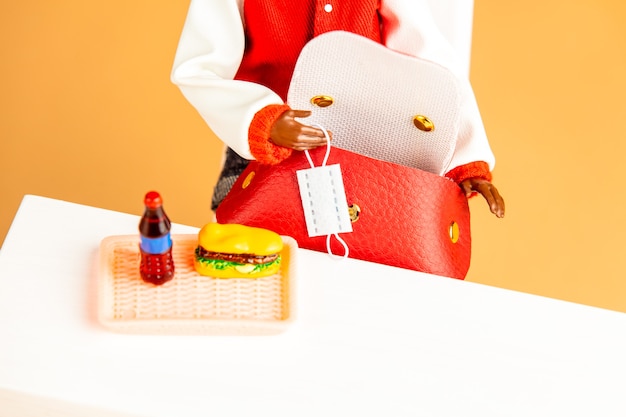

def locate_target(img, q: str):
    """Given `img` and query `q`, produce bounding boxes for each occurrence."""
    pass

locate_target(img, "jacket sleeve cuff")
[248,104,293,165]
[445,161,493,184]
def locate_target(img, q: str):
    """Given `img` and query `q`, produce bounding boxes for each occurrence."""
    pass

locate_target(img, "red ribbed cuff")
[248,104,293,165]
[445,161,492,184]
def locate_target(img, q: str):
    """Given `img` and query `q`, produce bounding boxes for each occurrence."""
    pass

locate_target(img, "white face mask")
[296,124,352,259]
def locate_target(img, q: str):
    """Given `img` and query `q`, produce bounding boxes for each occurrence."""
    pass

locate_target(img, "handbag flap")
[287,30,462,175]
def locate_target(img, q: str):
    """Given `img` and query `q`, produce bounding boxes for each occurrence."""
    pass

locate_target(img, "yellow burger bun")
[194,223,283,278]
[198,223,283,254]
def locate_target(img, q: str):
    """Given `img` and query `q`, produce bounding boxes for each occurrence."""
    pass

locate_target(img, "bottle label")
[140,234,172,254]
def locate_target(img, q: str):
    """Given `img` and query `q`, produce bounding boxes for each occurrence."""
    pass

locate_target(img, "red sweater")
[235,0,381,100]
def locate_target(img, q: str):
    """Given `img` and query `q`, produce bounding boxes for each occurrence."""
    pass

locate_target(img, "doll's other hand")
[460,178,505,218]
[270,109,330,151]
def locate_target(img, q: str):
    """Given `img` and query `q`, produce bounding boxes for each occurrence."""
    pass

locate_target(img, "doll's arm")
[381,0,496,171]
[381,0,504,217]
[170,0,282,160]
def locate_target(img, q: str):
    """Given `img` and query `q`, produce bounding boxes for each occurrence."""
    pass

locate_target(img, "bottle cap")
[144,191,162,208]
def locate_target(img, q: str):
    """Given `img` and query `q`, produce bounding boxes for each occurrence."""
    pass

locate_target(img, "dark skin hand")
[270,109,505,218]
[269,109,329,150]
[460,178,505,218]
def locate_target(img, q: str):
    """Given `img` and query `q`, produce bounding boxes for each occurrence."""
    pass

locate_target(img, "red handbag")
[216,146,471,279]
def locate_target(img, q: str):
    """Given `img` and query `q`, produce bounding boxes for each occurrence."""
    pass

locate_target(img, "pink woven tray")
[97,234,297,335]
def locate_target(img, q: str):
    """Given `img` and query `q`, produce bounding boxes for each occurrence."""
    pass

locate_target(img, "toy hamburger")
[194,223,283,278]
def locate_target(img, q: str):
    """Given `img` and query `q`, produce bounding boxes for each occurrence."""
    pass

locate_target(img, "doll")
[171,0,505,218]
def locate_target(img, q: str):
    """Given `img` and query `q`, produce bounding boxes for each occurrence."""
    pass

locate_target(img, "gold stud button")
[242,171,255,189]
[311,95,334,107]
[449,221,460,243]
[413,115,435,132]
[348,204,361,223]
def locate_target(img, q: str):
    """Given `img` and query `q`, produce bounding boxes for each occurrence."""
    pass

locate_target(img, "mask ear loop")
[326,233,349,259]
[304,124,331,168]
[303,124,350,260]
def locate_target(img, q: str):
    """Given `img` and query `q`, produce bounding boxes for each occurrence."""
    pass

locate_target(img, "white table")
[1,195,626,417]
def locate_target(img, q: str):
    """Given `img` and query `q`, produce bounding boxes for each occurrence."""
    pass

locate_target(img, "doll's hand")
[460,178,505,218]
[270,109,330,151]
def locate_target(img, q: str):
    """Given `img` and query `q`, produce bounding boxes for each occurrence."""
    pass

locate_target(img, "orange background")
[2,1,626,312]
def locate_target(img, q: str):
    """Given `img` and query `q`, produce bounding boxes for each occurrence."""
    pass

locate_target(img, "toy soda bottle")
[139,191,175,285]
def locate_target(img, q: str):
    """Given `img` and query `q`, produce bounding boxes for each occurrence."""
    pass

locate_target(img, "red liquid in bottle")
[139,191,175,285]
